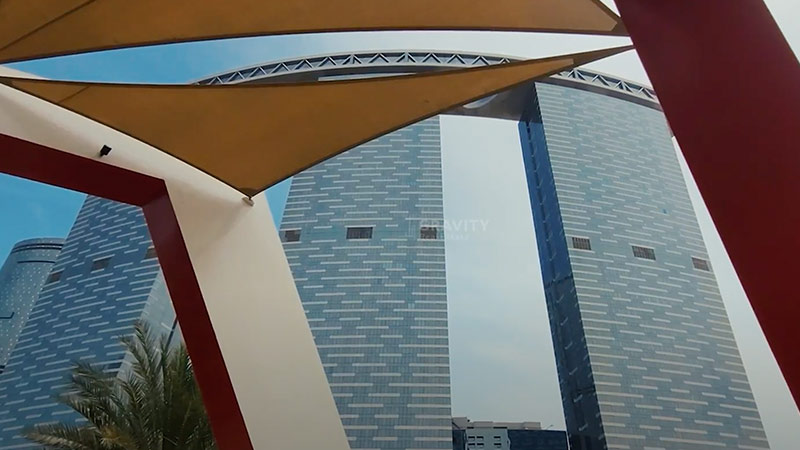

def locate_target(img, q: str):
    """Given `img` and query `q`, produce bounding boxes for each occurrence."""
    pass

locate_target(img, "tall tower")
[201,51,769,449]
[0,196,175,449]
[0,238,63,374]
[520,80,769,449]
[280,117,452,449]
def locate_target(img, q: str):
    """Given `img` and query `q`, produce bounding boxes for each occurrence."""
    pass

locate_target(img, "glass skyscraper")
[521,81,769,449]
[280,118,452,449]
[196,52,521,449]
[0,238,63,375]
[0,196,175,449]
[202,50,769,450]
[0,51,767,450]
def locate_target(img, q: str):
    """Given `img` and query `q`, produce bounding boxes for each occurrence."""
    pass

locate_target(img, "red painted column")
[615,0,800,407]
[142,194,254,450]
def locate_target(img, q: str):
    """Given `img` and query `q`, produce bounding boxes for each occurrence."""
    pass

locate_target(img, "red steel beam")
[616,0,800,407]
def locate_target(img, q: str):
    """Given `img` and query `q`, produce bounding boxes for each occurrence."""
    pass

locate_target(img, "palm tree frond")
[24,423,107,450]
[24,321,216,450]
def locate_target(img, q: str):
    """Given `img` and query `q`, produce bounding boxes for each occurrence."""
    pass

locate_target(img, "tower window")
[571,237,592,251]
[631,245,656,260]
[144,246,157,260]
[346,226,373,240]
[283,229,301,242]
[46,270,63,284]
[91,257,111,271]
[420,226,438,240]
[692,257,711,271]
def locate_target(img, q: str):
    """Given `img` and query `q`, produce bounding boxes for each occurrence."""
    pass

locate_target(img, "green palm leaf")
[24,322,217,450]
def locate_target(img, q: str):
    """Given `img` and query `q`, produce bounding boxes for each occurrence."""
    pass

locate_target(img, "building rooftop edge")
[195,48,523,82]
[194,49,658,106]
[452,417,549,431]
[11,238,66,250]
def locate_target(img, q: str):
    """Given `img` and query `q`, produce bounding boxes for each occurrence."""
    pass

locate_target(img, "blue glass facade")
[0,51,771,449]
[0,196,175,449]
[280,117,451,449]
[0,238,64,375]
[520,82,769,449]
[507,430,567,450]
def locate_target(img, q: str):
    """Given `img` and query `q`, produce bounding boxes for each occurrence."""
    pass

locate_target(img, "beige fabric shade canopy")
[1,47,631,196]
[0,0,629,196]
[0,0,625,64]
